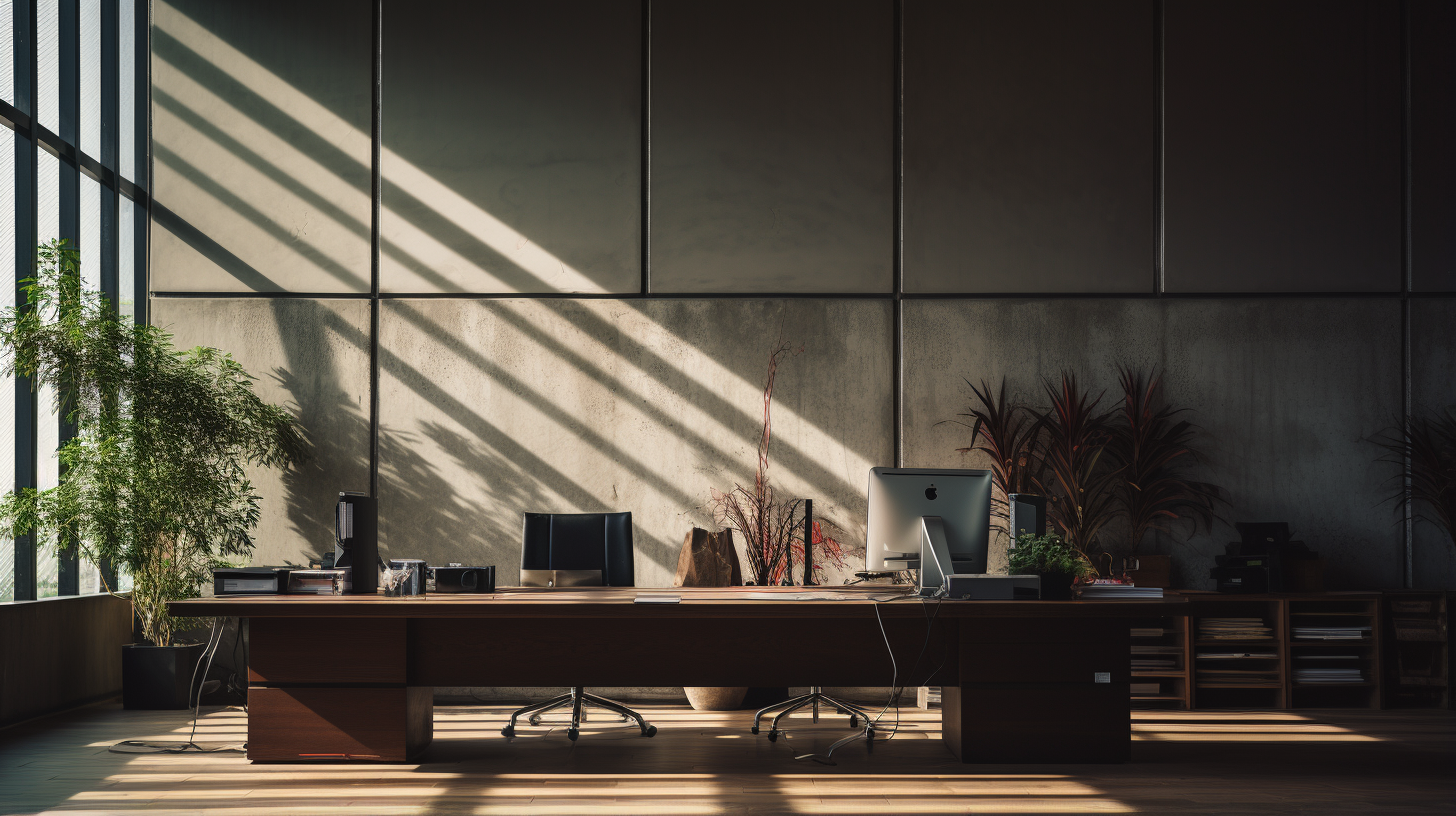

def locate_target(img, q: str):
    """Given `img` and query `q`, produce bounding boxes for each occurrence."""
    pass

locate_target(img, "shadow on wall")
[152,1,890,583]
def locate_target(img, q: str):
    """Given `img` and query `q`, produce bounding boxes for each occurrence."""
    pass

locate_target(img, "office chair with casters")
[750,687,873,742]
[500,512,657,742]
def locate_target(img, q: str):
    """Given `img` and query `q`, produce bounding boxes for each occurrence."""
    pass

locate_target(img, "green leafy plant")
[1033,373,1120,556]
[1107,366,1224,555]
[1374,406,1456,547]
[1007,532,1091,577]
[0,240,305,646]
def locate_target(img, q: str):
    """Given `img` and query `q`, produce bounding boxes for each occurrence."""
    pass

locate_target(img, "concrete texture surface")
[903,0,1157,294]
[1410,299,1456,588]
[649,0,894,293]
[1163,0,1402,293]
[380,0,642,294]
[376,298,893,586]
[151,0,371,293]
[151,298,372,566]
[903,298,1405,589]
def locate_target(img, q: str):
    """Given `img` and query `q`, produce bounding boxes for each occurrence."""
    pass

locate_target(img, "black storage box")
[432,564,495,593]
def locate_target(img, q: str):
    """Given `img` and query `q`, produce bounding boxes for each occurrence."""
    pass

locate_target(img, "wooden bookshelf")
[1381,591,1450,709]
[1187,597,1286,709]
[1130,615,1191,710]
[1286,596,1381,709]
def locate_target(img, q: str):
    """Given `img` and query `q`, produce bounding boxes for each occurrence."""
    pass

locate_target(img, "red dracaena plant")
[947,377,1044,498]
[1033,372,1120,556]
[1107,366,1225,555]
[1374,406,1456,547]
[711,335,804,586]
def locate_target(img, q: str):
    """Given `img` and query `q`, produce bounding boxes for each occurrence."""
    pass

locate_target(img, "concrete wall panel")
[1164,0,1402,293]
[903,298,1403,589]
[1412,0,1456,292]
[377,298,893,586]
[903,0,1156,294]
[380,0,643,294]
[151,0,372,293]
[151,298,372,566]
[649,0,894,293]
[1411,300,1456,588]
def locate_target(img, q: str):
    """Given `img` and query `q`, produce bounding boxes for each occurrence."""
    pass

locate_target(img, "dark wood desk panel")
[170,589,1185,764]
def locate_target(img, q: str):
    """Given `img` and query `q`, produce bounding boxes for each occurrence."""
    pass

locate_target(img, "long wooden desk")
[169,587,1188,763]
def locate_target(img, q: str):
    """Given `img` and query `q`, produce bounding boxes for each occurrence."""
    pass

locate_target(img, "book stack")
[1131,644,1183,671]
[1080,584,1164,599]
[1295,667,1363,684]
[1196,650,1277,660]
[1199,617,1274,640]
[1196,668,1280,686]
[1292,625,1370,641]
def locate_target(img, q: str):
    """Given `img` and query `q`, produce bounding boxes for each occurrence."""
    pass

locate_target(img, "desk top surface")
[170,586,1187,618]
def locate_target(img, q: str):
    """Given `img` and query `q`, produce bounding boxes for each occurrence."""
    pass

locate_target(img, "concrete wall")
[149,0,1454,596]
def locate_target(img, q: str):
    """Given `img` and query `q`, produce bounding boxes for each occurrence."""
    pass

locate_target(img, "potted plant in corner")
[0,241,304,709]
[1008,532,1091,600]
[1106,366,1224,588]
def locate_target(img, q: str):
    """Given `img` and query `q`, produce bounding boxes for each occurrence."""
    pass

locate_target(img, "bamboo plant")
[0,240,305,646]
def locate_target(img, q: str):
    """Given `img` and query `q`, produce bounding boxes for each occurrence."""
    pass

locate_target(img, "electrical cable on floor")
[794,591,944,765]
[110,618,248,755]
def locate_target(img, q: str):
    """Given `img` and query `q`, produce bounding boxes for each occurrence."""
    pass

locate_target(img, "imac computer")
[866,467,1039,599]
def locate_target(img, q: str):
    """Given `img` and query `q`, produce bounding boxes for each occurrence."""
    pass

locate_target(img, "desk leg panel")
[943,683,1130,763]
[248,686,432,762]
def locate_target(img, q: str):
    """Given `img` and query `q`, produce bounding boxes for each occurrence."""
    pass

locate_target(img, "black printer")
[1210,522,1317,593]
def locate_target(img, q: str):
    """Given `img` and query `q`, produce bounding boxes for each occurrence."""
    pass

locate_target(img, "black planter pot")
[122,643,206,710]
[1038,572,1077,600]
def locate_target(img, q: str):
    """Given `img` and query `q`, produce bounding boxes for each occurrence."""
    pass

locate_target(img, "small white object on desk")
[634,592,681,604]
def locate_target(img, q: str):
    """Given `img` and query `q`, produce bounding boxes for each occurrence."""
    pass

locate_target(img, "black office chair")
[500,511,657,742]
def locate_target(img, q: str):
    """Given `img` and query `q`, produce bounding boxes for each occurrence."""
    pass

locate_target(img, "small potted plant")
[1008,532,1090,600]
[0,241,304,708]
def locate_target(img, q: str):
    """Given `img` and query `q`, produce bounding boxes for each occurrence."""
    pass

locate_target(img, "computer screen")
[865,467,992,573]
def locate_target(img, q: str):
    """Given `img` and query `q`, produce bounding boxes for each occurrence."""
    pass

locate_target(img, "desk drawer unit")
[946,616,1131,762]
[246,618,432,761]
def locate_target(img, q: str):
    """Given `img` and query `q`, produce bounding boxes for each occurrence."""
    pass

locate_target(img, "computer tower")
[335,491,378,594]
[1008,493,1047,540]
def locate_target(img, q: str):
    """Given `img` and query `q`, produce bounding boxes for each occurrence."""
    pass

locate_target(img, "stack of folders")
[1131,627,1175,637]
[1080,584,1164,599]
[1130,682,1162,697]
[1199,618,1274,640]
[1196,650,1278,660]
[1292,625,1371,641]
[1295,667,1364,684]
[1131,644,1183,670]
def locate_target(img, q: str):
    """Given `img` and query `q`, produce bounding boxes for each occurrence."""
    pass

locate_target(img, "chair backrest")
[521,512,635,587]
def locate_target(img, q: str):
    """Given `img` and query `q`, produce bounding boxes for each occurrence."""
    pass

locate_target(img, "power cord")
[110,617,247,754]
[794,592,944,764]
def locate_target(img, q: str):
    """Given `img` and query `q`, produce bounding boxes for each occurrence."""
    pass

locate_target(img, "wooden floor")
[0,702,1452,815]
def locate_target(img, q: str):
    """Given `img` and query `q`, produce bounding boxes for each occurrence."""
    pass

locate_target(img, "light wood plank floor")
[1,702,1452,815]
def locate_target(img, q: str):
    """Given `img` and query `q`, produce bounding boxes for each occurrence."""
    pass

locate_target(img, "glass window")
[81,173,99,291]
[36,149,59,599]
[37,0,59,133]
[119,194,135,321]
[0,125,13,602]
[120,0,136,181]
[81,0,102,159]
[1,0,14,105]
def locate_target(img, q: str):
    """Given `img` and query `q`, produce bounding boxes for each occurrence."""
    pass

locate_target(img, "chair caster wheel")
[767,731,779,742]
[567,728,579,742]
[750,725,760,735]
[501,725,514,739]
[643,725,657,737]
[865,726,876,742]
[849,715,859,728]
[528,716,542,726]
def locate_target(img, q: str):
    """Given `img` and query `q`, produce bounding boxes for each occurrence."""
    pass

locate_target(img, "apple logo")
[925,484,937,501]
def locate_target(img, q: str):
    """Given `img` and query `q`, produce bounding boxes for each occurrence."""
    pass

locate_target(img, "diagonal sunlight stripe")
[157,1,605,294]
